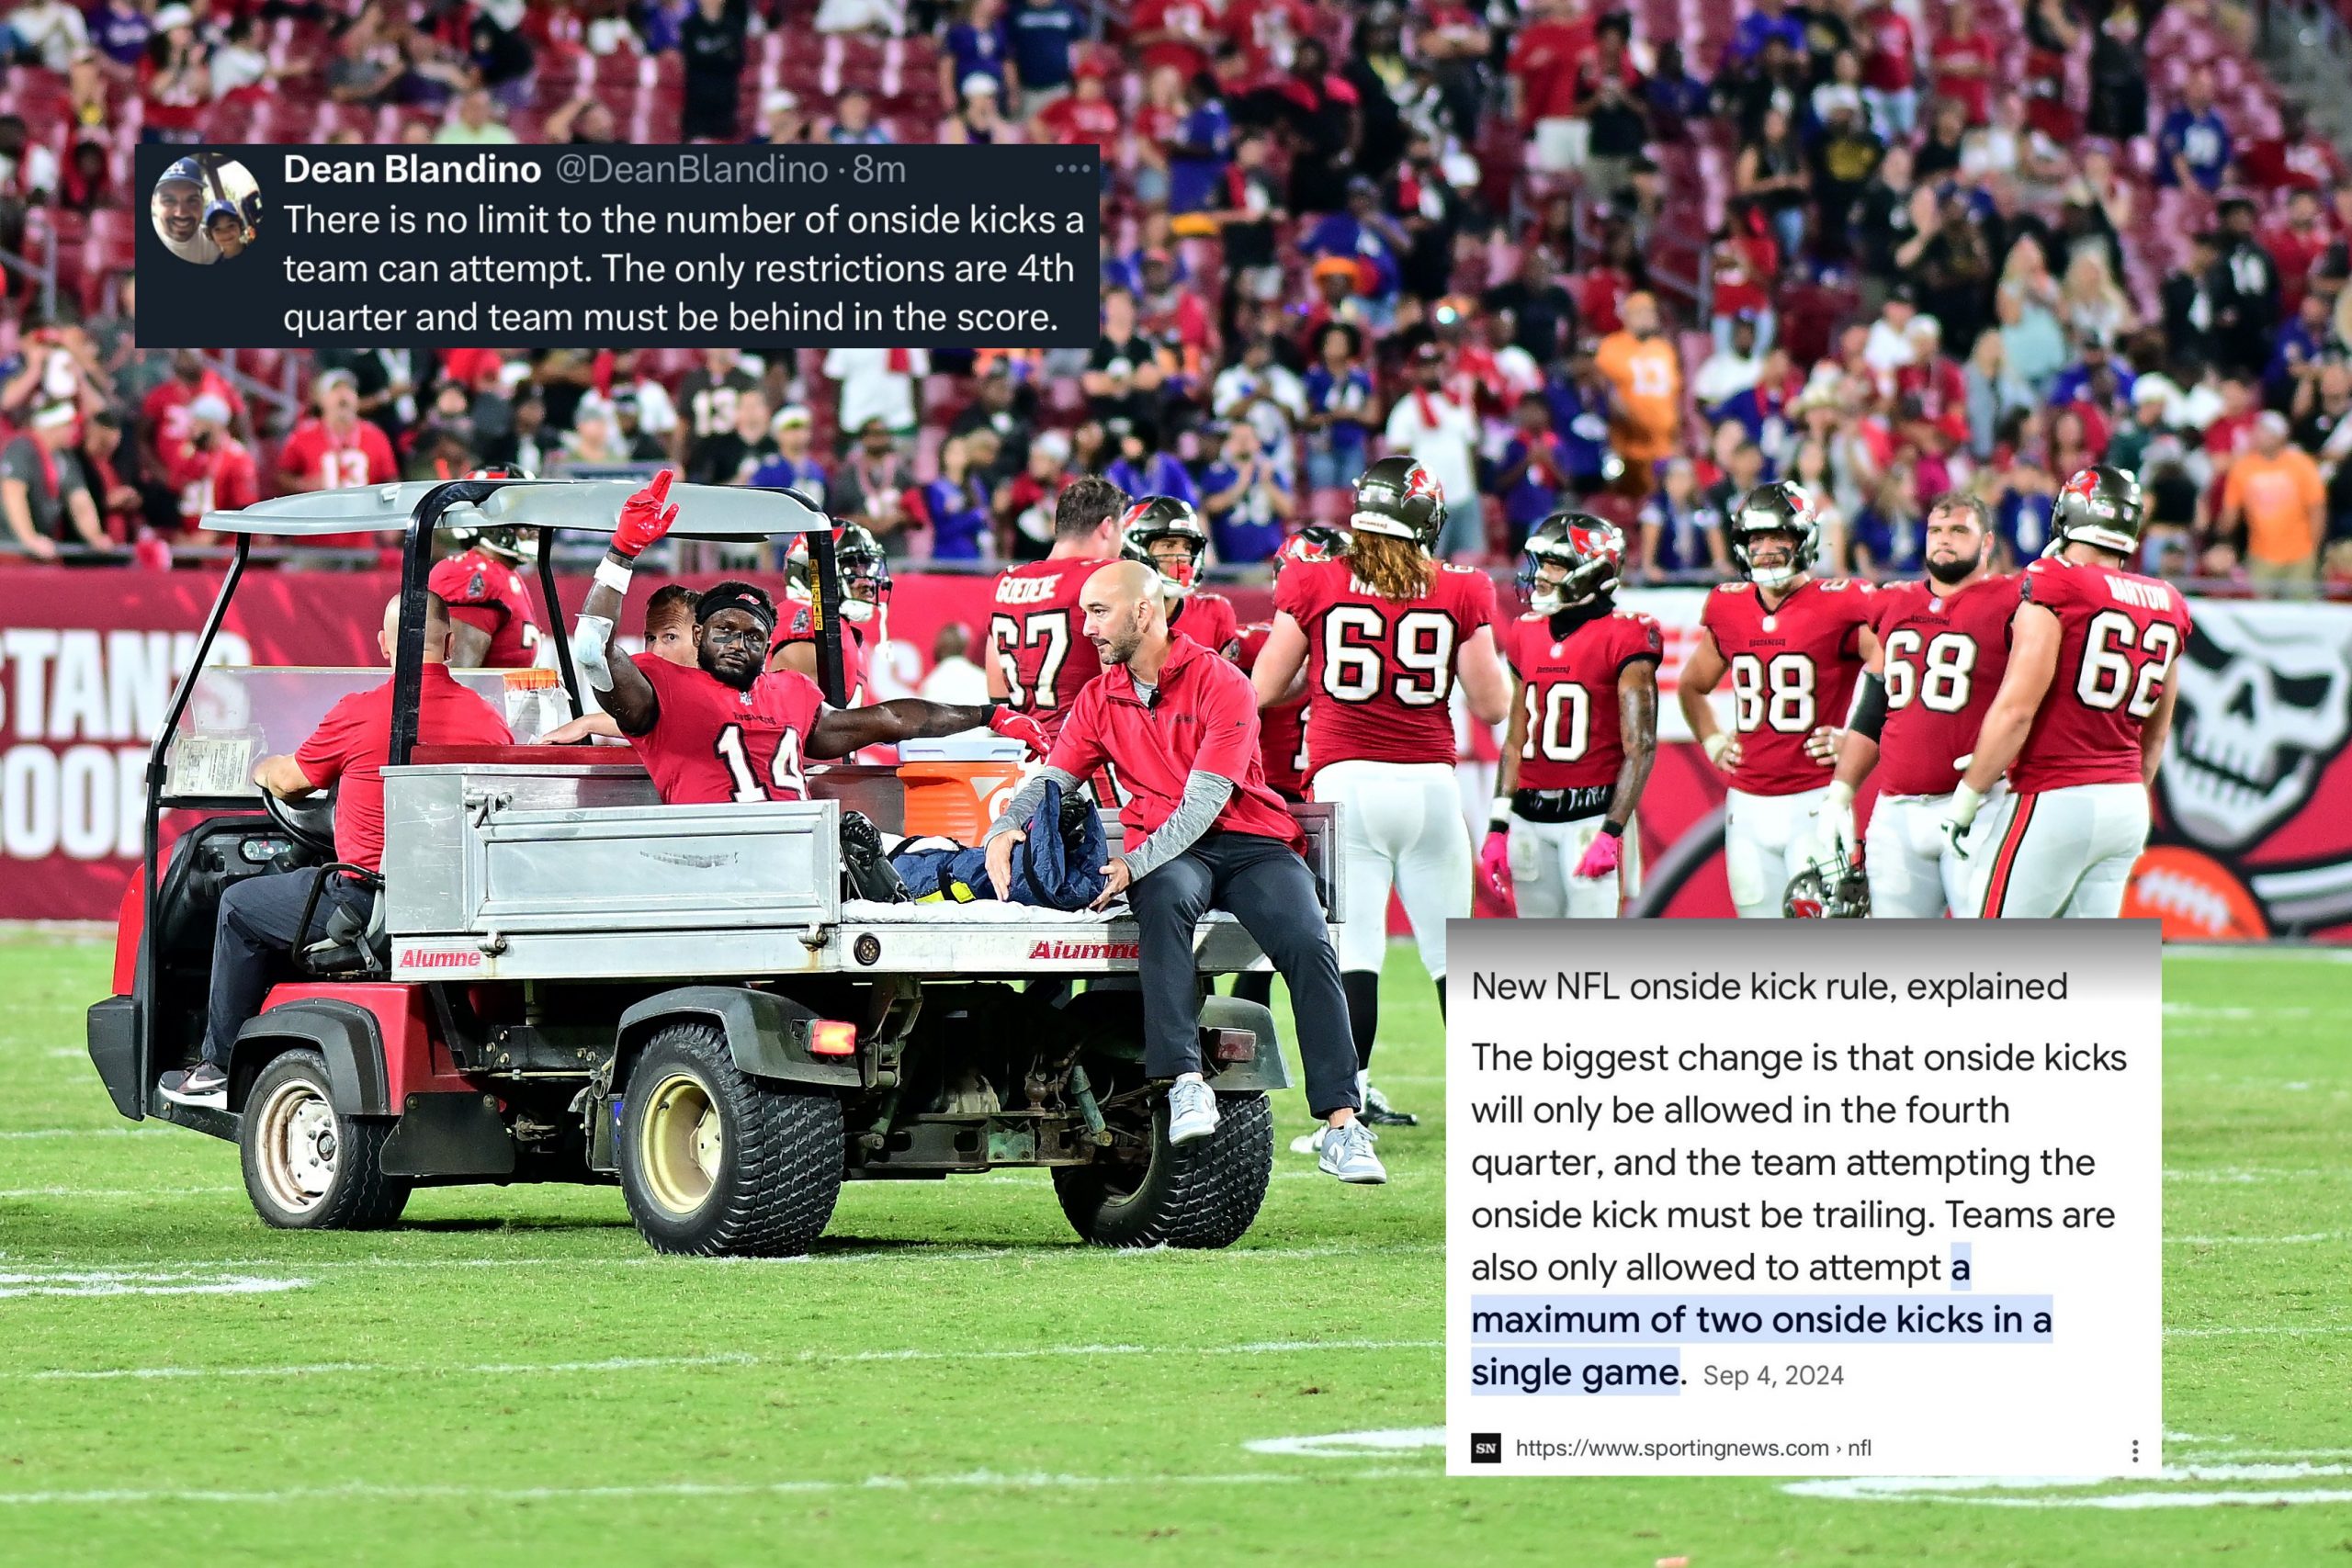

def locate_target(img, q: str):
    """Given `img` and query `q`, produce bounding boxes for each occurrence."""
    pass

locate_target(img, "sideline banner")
[3,568,2347,937]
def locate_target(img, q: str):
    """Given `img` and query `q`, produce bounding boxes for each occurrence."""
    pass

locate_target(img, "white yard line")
[1,1242,1447,1272]
[5,1338,1442,1384]
[0,1466,1440,1509]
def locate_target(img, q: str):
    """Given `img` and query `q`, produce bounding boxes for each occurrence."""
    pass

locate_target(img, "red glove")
[988,704,1050,759]
[1477,829,1512,903]
[1575,830,1623,880]
[613,468,679,558]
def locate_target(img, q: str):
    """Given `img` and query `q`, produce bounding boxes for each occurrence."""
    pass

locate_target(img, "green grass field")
[1,931,2346,1566]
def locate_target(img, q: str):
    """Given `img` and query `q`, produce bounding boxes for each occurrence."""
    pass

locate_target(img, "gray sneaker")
[1317,1119,1388,1184]
[159,1063,227,1110]
[1166,1078,1220,1145]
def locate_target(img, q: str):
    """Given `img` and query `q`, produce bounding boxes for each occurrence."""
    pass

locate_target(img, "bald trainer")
[982,561,1383,1183]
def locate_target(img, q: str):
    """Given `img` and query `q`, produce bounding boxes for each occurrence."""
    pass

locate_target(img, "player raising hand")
[574,471,1046,802]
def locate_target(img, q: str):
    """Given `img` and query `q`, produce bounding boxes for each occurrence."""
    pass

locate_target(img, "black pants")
[200,869,370,1070]
[1127,832,1360,1119]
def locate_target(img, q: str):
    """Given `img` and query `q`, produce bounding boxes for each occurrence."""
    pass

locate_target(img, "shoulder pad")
[1439,562,1481,575]
[1713,581,1753,595]
[1818,578,1853,592]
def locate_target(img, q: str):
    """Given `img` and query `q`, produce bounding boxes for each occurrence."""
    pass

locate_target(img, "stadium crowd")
[2,0,2350,596]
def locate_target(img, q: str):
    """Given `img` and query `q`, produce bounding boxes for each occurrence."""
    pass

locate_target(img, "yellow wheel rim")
[638,1071,721,1217]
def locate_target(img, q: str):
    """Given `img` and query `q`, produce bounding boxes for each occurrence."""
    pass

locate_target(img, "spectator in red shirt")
[2261,188,2332,316]
[277,368,401,493]
[1035,58,1123,145]
[140,351,246,479]
[1853,0,1909,133]
[164,395,258,542]
[2239,102,2346,194]
[1510,0,1598,170]
[162,592,514,1109]
[1928,0,1996,128]
[1222,0,1315,76]
[1129,0,1222,83]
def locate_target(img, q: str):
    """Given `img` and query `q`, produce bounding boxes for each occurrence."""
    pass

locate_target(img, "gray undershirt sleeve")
[1123,771,1235,880]
[984,766,1082,841]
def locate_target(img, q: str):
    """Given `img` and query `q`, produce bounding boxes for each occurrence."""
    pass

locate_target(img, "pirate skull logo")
[2161,605,2352,852]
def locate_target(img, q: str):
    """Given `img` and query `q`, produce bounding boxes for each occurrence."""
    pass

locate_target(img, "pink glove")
[1575,830,1623,880]
[1477,829,1512,903]
[988,704,1051,759]
[613,468,679,558]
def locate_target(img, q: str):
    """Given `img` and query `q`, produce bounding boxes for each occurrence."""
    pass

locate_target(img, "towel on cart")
[888,779,1109,911]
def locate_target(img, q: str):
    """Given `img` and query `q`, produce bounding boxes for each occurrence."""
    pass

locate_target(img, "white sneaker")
[1166,1077,1220,1145]
[1289,1125,1329,1156]
[1317,1120,1387,1184]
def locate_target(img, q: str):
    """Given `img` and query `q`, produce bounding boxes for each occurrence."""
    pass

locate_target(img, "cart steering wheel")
[261,786,338,857]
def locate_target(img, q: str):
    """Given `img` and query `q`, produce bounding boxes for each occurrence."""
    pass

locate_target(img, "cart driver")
[571,470,1050,801]
[163,592,512,1108]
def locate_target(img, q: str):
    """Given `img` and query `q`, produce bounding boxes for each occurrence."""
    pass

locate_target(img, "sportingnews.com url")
[1518,1437,1843,1461]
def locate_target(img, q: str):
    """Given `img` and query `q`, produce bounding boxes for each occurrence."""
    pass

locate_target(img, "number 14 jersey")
[1273,557,1497,781]
[1699,577,1872,796]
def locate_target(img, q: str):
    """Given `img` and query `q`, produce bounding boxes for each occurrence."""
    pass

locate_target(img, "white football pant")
[1508,813,1641,919]
[1315,759,1470,977]
[1864,788,2003,919]
[1724,784,1831,919]
[1959,782,2150,919]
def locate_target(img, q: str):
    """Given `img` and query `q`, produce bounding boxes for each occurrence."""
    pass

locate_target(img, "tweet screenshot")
[1448,921,2161,1477]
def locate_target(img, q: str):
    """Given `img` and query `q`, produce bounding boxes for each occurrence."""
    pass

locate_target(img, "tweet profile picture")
[152,153,262,265]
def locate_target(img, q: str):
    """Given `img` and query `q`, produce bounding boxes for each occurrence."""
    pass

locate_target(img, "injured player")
[570,470,1047,798]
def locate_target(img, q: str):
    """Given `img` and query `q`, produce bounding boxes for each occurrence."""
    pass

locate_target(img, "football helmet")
[1117,495,1209,599]
[1727,480,1820,590]
[1782,850,1871,919]
[444,467,537,561]
[1272,523,1350,580]
[1519,512,1626,615]
[787,525,892,624]
[2049,464,2143,558]
[1351,454,1446,549]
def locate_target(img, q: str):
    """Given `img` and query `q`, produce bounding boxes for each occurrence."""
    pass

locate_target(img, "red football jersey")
[1870,573,2022,796]
[428,547,542,669]
[1238,620,1310,797]
[1699,576,1873,796]
[277,417,397,491]
[989,555,1116,736]
[770,602,868,705]
[1274,556,1498,778]
[627,652,828,806]
[2009,558,2191,794]
[1170,589,1241,660]
[165,438,258,526]
[1503,608,1665,792]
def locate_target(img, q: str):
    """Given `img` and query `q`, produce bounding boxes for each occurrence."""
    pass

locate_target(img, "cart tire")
[239,1048,412,1230]
[616,1021,843,1257]
[1052,1091,1272,1250]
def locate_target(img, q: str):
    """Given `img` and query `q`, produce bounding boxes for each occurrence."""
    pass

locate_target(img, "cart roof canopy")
[202,479,827,540]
